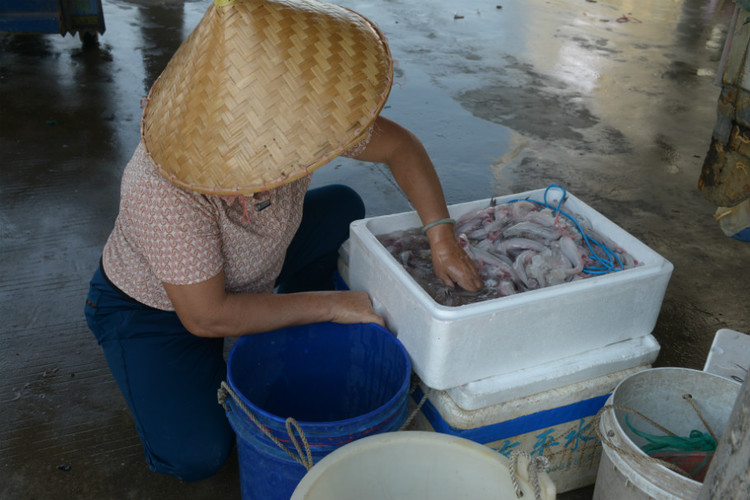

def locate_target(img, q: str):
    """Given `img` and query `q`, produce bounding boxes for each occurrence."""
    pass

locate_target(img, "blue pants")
[84,185,364,481]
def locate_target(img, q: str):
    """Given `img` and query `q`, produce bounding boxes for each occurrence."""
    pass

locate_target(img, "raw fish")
[377,198,639,306]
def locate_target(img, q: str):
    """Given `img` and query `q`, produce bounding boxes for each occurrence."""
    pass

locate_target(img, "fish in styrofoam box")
[409,365,652,494]
[377,192,640,306]
[343,188,673,390]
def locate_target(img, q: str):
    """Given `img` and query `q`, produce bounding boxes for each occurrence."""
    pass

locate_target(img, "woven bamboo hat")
[141,0,393,195]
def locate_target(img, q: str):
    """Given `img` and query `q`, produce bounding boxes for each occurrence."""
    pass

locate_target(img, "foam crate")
[344,188,673,390]
[446,333,660,410]
[703,328,750,383]
[410,366,650,494]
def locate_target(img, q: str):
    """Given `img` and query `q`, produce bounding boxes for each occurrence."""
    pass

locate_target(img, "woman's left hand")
[426,223,483,291]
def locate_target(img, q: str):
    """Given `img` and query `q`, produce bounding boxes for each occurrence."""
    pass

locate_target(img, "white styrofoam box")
[337,240,351,283]
[446,334,660,410]
[410,365,650,494]
[703,328,750,383]
[345,188,673,390]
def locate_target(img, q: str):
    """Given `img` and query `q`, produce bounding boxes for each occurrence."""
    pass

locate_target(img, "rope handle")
[682,393,717,441]
[595,404,693,478]
[401,382,429,430]
[604,402,679,436]
[218,381,314,470]
[219,377,550,498]
[286,418,313,470]
[508,449,551,500]
[218,378,426,471]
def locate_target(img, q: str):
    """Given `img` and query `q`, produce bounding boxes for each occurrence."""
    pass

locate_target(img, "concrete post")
[697,374,750,499]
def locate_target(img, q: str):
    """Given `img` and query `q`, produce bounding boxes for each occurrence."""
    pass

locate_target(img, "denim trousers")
[84,184,364,481]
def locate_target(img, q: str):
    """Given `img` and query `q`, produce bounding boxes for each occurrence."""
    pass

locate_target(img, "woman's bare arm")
[354,116,482,291]
[164,271,384,338]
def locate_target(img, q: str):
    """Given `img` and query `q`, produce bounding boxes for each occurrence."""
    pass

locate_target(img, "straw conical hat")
[141,0,393,195]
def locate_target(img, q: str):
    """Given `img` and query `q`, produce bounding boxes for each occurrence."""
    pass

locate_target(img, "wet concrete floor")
[2,0,749,498]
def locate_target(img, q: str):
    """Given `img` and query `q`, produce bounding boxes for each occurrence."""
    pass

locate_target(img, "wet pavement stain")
[458,69,602,143]
[2,0,750,499]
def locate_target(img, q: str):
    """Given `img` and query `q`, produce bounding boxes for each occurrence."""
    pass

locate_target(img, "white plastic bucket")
[291,431,556,500]
[593,367,741,500]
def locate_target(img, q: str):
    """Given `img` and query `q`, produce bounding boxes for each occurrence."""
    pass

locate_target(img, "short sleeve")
[340,125,374,158]
[122,153,224,286]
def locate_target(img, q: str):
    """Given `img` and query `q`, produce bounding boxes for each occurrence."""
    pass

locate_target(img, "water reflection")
[0,33,117,188]
[135,2,187,93]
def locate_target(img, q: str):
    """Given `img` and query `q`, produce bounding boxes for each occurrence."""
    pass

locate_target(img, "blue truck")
[0,0,105,44]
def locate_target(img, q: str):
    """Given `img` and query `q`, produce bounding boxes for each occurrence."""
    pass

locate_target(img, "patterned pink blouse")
[103,141,333,311]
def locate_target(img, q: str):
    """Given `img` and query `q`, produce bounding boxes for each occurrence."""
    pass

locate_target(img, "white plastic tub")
[344,188,673,390]
[291,431,556,500]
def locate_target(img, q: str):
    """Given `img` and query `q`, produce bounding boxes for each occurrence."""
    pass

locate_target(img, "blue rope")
[505,184,624,275]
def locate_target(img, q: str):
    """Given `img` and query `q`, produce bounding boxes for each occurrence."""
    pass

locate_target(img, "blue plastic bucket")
[224,322,411,500]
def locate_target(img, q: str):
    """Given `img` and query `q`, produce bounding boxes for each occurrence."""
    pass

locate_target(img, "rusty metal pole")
[697,374,750,499]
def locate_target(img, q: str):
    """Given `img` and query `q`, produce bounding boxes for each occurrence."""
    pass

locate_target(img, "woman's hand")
[321,290,385,327]
[425,222,483,291]
[164,273,385,338]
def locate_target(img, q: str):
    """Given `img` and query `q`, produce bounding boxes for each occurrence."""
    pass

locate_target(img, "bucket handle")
[218,381,314,471]
[595,404,694,478]
[682,393,717,441]
[508,449,551,500]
